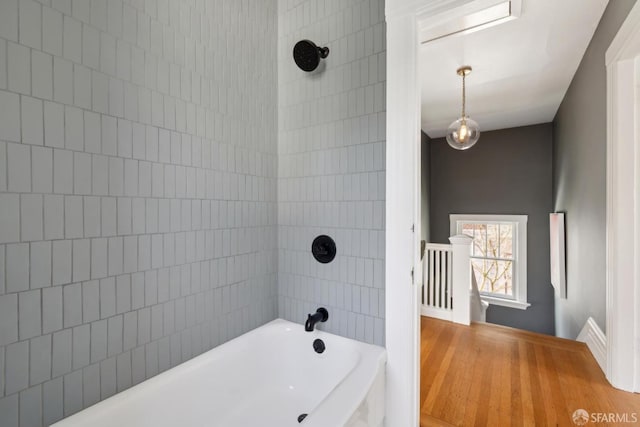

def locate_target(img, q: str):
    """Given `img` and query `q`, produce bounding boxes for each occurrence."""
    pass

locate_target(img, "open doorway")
[417,0,609,335]
[385,0,640,425]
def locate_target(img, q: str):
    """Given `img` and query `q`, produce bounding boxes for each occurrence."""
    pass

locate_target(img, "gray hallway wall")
[553,0,637,339]
[429,124,555,335]
[421,131,431,244]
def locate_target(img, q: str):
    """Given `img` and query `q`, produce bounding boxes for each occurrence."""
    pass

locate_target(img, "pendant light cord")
[461,72,466,118]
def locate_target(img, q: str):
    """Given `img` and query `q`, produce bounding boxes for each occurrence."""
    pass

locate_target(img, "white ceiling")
[420,0,609,138]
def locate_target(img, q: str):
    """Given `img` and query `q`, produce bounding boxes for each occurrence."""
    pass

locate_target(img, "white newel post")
[449,235,472,325]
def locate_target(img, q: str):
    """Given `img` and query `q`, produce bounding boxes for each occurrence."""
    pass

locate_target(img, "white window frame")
[450,214,530,310]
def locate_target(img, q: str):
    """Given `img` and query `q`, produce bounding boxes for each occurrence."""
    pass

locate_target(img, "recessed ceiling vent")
[420,0,522,44]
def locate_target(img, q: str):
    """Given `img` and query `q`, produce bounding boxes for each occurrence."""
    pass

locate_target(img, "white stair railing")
[421,243,453,321]
[421,235,473,325]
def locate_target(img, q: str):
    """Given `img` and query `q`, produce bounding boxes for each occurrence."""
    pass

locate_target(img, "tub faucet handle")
[305,307,329,332]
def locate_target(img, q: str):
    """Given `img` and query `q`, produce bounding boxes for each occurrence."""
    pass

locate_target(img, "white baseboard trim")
[420,305,453,322]
[576,317,607,374]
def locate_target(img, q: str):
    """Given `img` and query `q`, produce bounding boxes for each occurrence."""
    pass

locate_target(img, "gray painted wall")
[0,1,279,425]
[421,132,431,244]
[277,0,386,345]
[429,124,555,335]
[553,0,637,339]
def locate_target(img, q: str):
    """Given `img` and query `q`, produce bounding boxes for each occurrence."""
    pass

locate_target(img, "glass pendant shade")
[446,116,480,150]
[446,65,480,150]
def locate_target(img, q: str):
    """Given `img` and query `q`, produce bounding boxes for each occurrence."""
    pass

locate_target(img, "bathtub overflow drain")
[298,413,308,423]
[313,339,326,354]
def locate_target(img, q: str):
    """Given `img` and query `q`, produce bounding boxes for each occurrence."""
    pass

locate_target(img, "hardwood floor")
[420,317,640,426]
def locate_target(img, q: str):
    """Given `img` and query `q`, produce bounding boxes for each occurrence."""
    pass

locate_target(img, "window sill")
[481,295,531,310]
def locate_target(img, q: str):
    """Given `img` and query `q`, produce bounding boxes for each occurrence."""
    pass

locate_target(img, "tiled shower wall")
[277,0,386,345]
[0,0,278,425]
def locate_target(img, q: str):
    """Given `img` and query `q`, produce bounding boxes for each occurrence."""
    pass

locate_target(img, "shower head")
[293,40,330,72]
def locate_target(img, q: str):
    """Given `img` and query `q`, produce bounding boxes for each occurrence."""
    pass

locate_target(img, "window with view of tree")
[463,222,514,296]
[450,214,530,309]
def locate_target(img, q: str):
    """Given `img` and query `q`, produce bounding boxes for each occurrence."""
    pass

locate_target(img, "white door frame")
[386,0,640,423]
[385,2,421,426]
[385,0,470,425]
[605,0,640,393]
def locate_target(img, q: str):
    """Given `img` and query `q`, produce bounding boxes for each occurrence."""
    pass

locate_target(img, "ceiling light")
[446,66,480,150]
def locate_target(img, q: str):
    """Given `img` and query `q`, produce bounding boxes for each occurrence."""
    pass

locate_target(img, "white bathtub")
[52,318,386,427]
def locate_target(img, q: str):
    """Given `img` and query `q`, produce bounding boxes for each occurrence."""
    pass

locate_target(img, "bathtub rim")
[303,327,386,427]
[51,317,386,427]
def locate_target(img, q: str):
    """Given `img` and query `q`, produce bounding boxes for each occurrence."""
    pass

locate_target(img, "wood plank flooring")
[420,317,640,426]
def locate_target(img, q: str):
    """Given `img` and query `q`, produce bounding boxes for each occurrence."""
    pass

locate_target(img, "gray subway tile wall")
[0,0,278,425]
[277,0,386,345]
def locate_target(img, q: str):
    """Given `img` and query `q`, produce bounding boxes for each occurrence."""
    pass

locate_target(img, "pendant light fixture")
[446,66,480,150]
